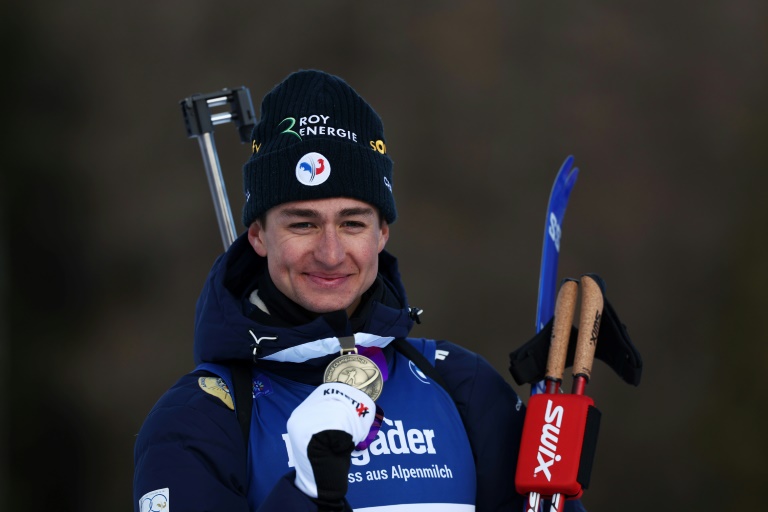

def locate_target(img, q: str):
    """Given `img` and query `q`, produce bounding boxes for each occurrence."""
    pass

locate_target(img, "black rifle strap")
[391,338,448,390]
[229,360,254,447]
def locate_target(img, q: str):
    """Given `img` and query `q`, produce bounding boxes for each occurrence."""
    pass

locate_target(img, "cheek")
[269,239,308,273]
[359,242,382,273]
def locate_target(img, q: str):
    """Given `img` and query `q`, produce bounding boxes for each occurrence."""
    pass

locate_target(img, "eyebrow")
[277,206,376,220]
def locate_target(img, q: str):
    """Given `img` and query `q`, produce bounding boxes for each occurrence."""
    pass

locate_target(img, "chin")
[299,298,353,315]
[313,304,353,315]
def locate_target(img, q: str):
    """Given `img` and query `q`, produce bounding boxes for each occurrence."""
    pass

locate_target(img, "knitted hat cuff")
[243,136,394,225]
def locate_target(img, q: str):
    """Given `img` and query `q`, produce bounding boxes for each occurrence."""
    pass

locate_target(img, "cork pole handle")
[545,279,579,384]
[573,275,604,387]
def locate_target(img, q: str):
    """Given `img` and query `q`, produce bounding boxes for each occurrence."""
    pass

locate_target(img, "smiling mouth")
[306,273,351,284]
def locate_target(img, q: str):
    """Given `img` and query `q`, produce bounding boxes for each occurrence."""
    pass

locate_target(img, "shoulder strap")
[392,338,448,390]
[229,361,253,447]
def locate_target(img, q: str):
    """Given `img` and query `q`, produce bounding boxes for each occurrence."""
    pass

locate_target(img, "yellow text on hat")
[370,140,387,155]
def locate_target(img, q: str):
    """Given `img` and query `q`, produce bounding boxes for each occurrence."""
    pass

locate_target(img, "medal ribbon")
[355,404,385,451]
[358,346,388,382]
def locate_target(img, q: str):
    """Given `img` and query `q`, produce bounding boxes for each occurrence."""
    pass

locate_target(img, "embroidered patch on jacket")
[253,373,273,399]
[139,487,169,512]
[408,360,430,384]
[198,377,234,410]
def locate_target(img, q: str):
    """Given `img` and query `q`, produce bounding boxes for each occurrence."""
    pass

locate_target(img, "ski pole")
[180,87,256,249]
[571,275,603,396]
[518,275,605,512]
[544,279,579,395]
[527,279,579,512]
[548,274,604,512]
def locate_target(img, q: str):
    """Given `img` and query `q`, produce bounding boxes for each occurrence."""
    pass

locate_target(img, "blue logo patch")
[408,360,430,384]
[253,374,274,399]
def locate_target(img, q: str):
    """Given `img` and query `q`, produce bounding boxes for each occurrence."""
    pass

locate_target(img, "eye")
[342,220,367,229]
[289,222,315,230]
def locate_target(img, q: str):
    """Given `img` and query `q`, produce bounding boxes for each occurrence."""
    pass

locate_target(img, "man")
[134,70,586,511]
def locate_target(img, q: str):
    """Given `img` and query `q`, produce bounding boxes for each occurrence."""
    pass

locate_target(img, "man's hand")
[287,383,376,506]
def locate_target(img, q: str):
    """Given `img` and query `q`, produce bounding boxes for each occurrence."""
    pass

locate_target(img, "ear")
[377,220,390,253]
[248,221,268,257]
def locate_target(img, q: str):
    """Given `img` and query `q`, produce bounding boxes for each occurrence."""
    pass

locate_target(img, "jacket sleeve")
[134,373,251,512]
[434,341,587,512]
[134,373,352,512]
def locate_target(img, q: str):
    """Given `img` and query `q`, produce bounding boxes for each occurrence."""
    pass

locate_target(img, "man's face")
[248,197,390,316]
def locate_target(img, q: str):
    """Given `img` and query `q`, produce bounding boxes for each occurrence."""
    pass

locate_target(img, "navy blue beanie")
[242,70,396,227]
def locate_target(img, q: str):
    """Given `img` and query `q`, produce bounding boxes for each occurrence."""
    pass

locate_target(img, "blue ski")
[532,155,579,395]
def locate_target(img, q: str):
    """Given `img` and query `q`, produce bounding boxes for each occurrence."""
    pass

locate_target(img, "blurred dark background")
[2,1,766,510]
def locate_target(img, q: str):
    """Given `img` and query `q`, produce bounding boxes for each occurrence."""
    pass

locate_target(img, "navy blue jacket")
[133,234,586,511]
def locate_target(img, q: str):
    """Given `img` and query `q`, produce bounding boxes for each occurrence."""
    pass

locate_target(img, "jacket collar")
[192,233,415,367]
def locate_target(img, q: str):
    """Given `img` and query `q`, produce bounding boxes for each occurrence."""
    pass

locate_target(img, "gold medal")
[324,336,383,401]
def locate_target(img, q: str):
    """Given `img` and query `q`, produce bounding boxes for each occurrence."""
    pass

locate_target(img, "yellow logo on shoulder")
[198,377,235,410]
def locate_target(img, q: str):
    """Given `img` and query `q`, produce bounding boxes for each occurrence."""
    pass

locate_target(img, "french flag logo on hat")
[296,152,331,186]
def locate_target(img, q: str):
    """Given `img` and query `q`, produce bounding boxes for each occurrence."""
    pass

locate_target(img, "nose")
[314,228,345,267]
